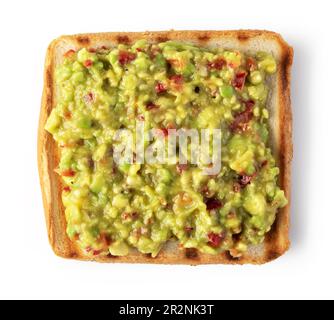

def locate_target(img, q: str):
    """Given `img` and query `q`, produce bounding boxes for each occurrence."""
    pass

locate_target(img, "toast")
[38,30,293,264]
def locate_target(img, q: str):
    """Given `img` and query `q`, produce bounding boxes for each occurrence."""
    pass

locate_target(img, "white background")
[0,0,332,300]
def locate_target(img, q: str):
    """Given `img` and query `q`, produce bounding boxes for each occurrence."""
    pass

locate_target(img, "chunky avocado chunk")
[46,41,287,258]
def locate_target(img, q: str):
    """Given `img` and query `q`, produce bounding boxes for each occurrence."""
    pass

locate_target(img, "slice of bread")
[38,30,293,264]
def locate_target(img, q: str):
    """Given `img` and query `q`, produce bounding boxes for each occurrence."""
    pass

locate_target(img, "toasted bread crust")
[38,30,293,264]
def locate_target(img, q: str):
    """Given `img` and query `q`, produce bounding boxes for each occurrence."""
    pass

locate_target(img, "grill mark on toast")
[156,36,169,43]
[237,32,249,42]
[280,51,292,93]
[198,34,210,42]
[117,35,130,44]
[76,36,90,45]
[45,69,53,110]
[185,248,199,259]
[69,251,78,258]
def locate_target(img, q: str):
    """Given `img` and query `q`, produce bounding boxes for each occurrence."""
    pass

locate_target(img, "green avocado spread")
[45,40,287,258]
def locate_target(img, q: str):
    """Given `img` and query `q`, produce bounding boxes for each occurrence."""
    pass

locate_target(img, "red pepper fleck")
[61,169,75,177]
[205,197,223,210]
[146,102,159,111]
[232,71,247,90]
[100,46,108,50]
[208,232,224,248]
[121,212,130,220]
[93,250,102,256]
[136,47,144,52]
[207,58,226,70]
[233,182,241,193]
[137,114,145,121]
[155,81,167,94]
[64,49,75,58]
[156,128,168,138]
[63,186,71,192]
[246,57,257,71]
[84,92,94,104]
[261,160,268,168]
[176,163,188,174]
[64,111,72,119]
[88,48,96,53]
[131,212,139,220]
[238,174,253,187]
[122,212,139,220]
[83,59,93,67]
[118,50,136,65]
[85,247,92,253]
[185,226,194,233]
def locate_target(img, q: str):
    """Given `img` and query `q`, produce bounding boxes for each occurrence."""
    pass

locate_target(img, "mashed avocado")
[45,41,287,258]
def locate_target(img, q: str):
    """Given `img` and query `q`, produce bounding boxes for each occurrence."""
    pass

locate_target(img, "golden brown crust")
[38,30,293,264]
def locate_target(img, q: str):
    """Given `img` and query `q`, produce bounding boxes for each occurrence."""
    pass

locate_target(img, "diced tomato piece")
[232,71,247,90]
[83,59,93,67]
[63,186,71,192]
[118,51,136,65]
[84,92,94,104]
[238,174,253,186]
[64,49,75,58]
[155,81,167,94]
[208,232,224,248]
[99,233,112,247]
[93,250,102,256]
[176,163,188,174]
[207,58,226,70]
[170,74,183,84]
[61,169,75,177]
[205,197,223,210]
[146,102,159,110]
[156,128,169,138]
[246,57,257,71]
[136,47,144,52]
[229,100,255,133]
[169,74,183,90]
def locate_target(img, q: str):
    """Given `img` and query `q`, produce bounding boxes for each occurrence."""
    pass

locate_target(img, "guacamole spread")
[45,40,287,258]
